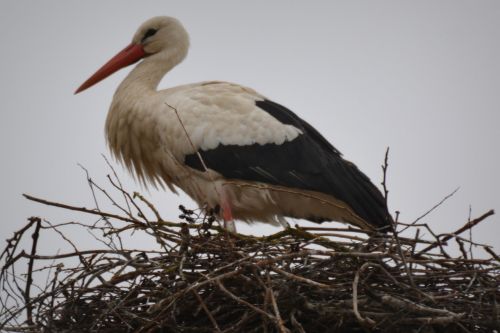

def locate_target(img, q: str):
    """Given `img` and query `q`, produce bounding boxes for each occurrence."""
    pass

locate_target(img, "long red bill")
[75,43,146,94]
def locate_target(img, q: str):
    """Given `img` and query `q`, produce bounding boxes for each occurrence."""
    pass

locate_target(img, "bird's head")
[75,16,189,94]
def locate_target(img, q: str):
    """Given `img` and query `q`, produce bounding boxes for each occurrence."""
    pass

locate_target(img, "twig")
[192,290,222,333]
[417,209,495,255]
[102,154,133,214]
[352,263,376,327]
[23,194,145,227]
[381,146,390,210]
[24,218,41,326]
[216,279,276,321]
[404,187,460,231]
[266,271,289,333]
[165,102,237,233]
[270,267,330,289]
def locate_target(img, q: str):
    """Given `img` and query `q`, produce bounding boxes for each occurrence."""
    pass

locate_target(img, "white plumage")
[76,16,392,232]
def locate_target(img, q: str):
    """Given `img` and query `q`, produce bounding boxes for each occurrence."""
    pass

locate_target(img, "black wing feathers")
[255,100,340,155]
[184,99,391,228]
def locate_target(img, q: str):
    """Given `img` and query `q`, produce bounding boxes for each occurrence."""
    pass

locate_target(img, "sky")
[0,1,499,258]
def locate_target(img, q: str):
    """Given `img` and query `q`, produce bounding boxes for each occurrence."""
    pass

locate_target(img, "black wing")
[184,99,391,228]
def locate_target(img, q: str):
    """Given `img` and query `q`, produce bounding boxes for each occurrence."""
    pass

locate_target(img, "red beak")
[75,43,146,94]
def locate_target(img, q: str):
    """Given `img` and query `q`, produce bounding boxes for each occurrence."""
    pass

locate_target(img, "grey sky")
[0,1,498,254]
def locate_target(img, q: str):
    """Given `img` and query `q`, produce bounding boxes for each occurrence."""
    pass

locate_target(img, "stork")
[75,16,392,232]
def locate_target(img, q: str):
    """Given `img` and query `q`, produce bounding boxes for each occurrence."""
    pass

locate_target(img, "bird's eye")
[141,28,158,42]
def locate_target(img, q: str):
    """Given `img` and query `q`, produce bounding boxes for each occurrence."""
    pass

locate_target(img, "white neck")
[114,50,185,97]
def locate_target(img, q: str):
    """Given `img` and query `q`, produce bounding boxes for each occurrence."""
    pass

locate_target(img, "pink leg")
[220,189,237,233]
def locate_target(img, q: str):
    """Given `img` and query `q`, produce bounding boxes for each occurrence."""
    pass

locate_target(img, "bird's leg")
[220,189,237,233]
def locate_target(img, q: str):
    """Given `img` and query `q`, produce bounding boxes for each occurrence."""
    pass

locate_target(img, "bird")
[75,16,392,232]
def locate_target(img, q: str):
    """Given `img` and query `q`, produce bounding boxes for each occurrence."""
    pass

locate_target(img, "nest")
[1,172,499,332]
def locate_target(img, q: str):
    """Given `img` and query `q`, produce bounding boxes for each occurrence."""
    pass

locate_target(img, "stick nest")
[1,174,499,332]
